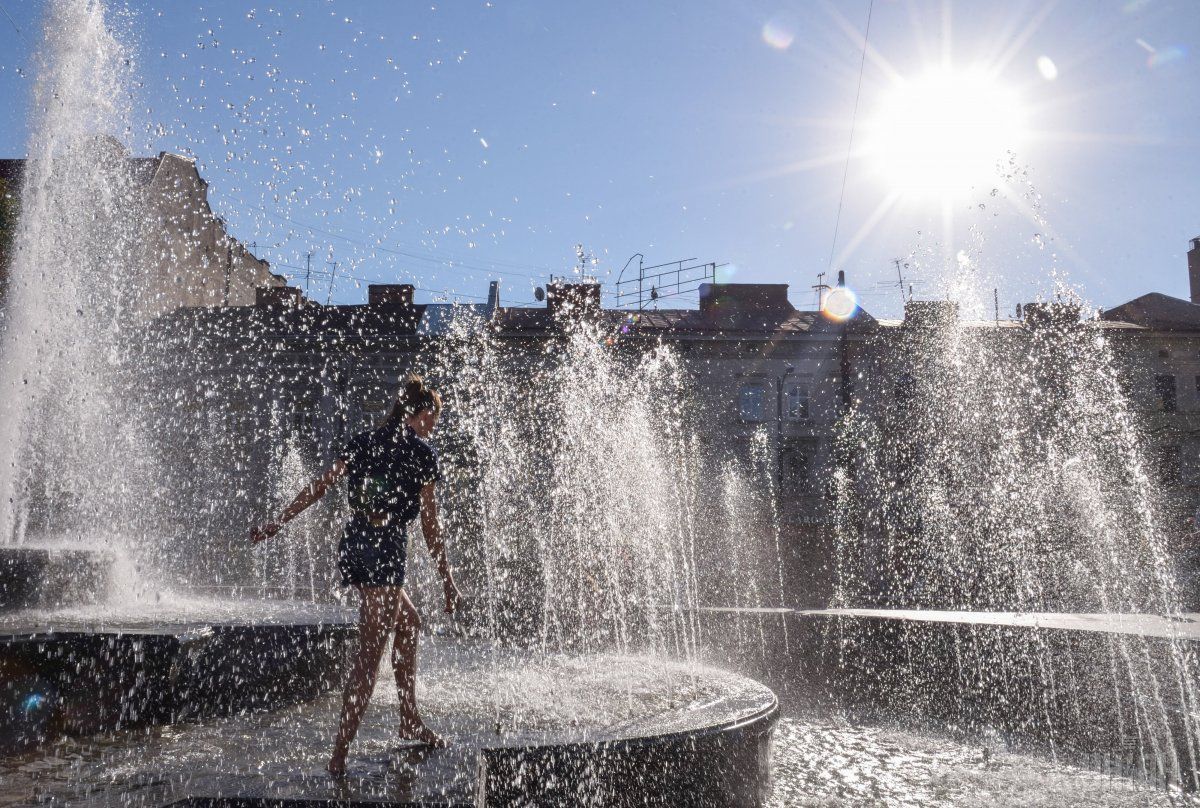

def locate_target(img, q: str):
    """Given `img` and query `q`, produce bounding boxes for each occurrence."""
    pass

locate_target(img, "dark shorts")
[337,516,408,588]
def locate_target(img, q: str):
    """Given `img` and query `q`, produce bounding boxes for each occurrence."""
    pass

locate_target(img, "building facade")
[136,238,1200,608]
[0,150,283,317]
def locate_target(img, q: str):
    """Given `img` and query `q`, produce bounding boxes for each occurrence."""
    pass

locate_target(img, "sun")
[865,68,1028,199]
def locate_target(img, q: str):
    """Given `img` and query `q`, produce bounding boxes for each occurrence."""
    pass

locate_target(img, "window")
[1155,374,1177,412]
[738,382,767,422]
[1184,444,1200,487]
[785,383,810,420]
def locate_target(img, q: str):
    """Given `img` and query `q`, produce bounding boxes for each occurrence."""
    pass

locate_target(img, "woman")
[250,374,462,777]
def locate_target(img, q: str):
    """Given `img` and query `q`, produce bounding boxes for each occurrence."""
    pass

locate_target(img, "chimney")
[1189,238,1200,304]
[487,280,501,310]
[1022,301,1081,328]
[255,285,303,309]
[368,284,415,309]
[698,283,793,315]
[902,300,958,329]
[546,281,601,318]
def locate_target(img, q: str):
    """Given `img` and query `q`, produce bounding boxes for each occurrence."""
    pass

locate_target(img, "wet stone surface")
[768,716,1200,808]
[0,641,773,806]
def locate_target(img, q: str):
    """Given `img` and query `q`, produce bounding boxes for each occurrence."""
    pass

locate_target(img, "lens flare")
[822,286,858,321]
[1036,56,1058,81]
[1147,46,1186,68]
[761,17,796,50]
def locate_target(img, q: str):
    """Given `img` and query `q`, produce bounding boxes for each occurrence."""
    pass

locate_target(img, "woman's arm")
[250,460,348,543]
[420,483,461,613]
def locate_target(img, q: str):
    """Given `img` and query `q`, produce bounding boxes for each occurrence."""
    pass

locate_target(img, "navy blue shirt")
[338,424,441,525]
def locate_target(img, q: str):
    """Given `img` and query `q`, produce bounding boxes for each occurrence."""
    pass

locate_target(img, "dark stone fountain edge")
[0,620,357,751]
[480,692,778,807]
[157,695,779,808]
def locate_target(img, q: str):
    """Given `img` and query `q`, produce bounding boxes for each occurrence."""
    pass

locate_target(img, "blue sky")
[0,0,1197,316]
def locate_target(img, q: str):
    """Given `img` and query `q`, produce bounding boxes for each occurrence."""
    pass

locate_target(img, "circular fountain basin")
[0,545,115,612]
[0,596,359,754]
[0,633,777,807]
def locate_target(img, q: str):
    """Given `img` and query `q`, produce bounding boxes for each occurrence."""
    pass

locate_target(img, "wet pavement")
[0,645,771,806]
[768,716,1199,808]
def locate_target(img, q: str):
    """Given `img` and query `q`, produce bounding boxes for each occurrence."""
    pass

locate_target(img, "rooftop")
[1100,292,1200,332]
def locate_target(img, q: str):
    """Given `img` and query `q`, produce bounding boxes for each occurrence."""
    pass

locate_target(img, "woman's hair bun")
[386,373,441,427]
[403,374,427,398]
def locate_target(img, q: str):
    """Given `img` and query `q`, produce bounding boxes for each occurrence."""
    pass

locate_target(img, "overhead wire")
[0,3,25,43]
[269,259,495,303]
[253,206,555,282]
[825,0,876,276]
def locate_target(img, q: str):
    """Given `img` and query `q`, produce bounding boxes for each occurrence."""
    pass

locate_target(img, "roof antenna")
[892,258,907,305]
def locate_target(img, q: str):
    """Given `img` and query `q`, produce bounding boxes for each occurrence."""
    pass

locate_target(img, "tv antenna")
[614,254,717,310]
[812,271,831,309]
[892,258,909,305]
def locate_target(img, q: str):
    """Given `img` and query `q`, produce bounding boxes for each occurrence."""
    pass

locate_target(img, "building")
[0,150,283,317]
[135,236,1200,608]
[140,274,871,605]
[1102,238,1200,512]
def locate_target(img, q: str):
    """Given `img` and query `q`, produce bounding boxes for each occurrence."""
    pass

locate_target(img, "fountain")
[805,269,1200,789]
[4,1,1199,807]
[0,4,777,803]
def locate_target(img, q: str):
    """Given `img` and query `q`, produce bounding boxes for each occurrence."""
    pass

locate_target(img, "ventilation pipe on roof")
[1188,237,1200,304]
[546,281,601,319]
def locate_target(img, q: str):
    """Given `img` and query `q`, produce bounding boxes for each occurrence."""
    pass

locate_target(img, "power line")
[254,206,554,282]
[0,3,25,43]
[272,260,494,302]
[825,0,876,275]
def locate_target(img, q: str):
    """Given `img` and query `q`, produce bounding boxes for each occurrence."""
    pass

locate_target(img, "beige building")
[0,150,283,318]
[1102,238,1200,513]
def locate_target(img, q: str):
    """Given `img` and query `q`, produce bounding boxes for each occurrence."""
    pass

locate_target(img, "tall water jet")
[0,1,162,579]
[830,267,1200,785]
[412,309,791,658]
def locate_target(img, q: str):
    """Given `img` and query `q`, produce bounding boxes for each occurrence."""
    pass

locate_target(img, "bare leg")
[329,586,402,776]
[393,589,442,746]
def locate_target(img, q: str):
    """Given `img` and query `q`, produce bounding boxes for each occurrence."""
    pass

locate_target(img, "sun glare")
[866,69,1027,199]
[821,286,859,321]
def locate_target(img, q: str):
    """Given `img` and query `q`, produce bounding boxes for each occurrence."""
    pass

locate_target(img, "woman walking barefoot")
[250,375,462,777]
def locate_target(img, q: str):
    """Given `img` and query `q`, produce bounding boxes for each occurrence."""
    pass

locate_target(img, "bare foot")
[398,721,445,748]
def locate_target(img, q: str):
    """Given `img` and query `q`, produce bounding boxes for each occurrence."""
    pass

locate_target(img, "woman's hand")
[250,521,281,543]
[442,580,463,614]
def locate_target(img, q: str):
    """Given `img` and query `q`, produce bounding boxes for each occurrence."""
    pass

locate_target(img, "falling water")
[256,426,325,600]
[401,310,789,660]
[0,0,163,574]
[831,265,1200,785]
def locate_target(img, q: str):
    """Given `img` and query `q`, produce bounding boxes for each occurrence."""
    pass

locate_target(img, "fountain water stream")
[0,0,163,574]
[830,262,1200,785]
